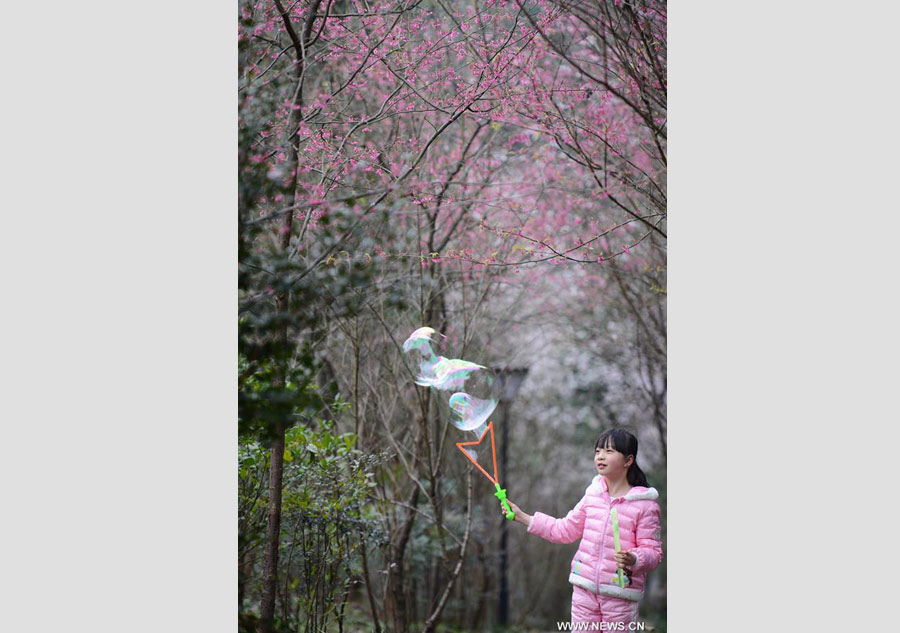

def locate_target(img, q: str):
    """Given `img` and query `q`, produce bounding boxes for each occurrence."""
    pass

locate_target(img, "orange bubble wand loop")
[456,422,515,520]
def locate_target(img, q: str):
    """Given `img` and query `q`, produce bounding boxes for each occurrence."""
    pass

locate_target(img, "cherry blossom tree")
[239,1,666,631]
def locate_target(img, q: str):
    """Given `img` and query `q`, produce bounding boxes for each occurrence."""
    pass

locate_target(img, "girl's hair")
[595,428,650,488]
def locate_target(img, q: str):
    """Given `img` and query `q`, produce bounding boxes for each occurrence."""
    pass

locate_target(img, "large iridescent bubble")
[402,327,444,387]
[402,327,499,435]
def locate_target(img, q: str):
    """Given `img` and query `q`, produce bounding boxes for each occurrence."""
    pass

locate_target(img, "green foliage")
[238,203,393,443]
[239,401,390,633]
[239,352,316,442]
[281,415,380,519]
[283,415,388,632]
[238,436,270,558]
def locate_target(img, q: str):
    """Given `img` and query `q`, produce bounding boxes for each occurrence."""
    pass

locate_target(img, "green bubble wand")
[611,507,625,588]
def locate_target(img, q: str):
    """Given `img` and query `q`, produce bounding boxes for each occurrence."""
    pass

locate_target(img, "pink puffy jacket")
[527,474,663,602]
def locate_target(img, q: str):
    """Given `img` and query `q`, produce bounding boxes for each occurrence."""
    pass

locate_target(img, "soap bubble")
[426,357,498,432]
[444,369,498,432]
[428,358,482,390]
[402,327,445,387]
[402,327,500,434]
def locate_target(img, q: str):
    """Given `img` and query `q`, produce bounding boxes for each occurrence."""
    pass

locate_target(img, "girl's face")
[594,440,634,476]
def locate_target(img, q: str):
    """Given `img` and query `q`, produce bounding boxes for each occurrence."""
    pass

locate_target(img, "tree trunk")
[422,469,474,633]
[360,543,383,633]
[256,2,325,628]
[259,420,285,633]
[387,485,420,633]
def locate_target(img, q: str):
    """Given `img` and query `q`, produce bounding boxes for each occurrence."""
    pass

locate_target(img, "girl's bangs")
[595,428,634,454]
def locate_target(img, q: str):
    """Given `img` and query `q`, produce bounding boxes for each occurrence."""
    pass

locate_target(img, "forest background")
[239,1,666,632]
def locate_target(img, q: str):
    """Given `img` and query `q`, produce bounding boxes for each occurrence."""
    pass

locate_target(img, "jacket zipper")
[597,497,615,589]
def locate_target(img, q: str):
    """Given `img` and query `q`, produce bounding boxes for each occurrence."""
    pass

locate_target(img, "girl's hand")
[502,500,532,526]
[615,551,637,568]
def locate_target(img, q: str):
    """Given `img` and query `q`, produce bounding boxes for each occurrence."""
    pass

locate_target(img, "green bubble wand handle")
[611,507,625,588]
[494,483,515,520]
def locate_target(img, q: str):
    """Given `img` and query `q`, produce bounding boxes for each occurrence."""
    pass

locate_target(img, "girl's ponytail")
[626,461,649,488]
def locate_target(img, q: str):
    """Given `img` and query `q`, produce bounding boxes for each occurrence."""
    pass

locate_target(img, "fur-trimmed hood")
[587,474,660,502]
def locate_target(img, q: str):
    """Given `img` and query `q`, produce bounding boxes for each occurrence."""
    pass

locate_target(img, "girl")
[504,428,663,625]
